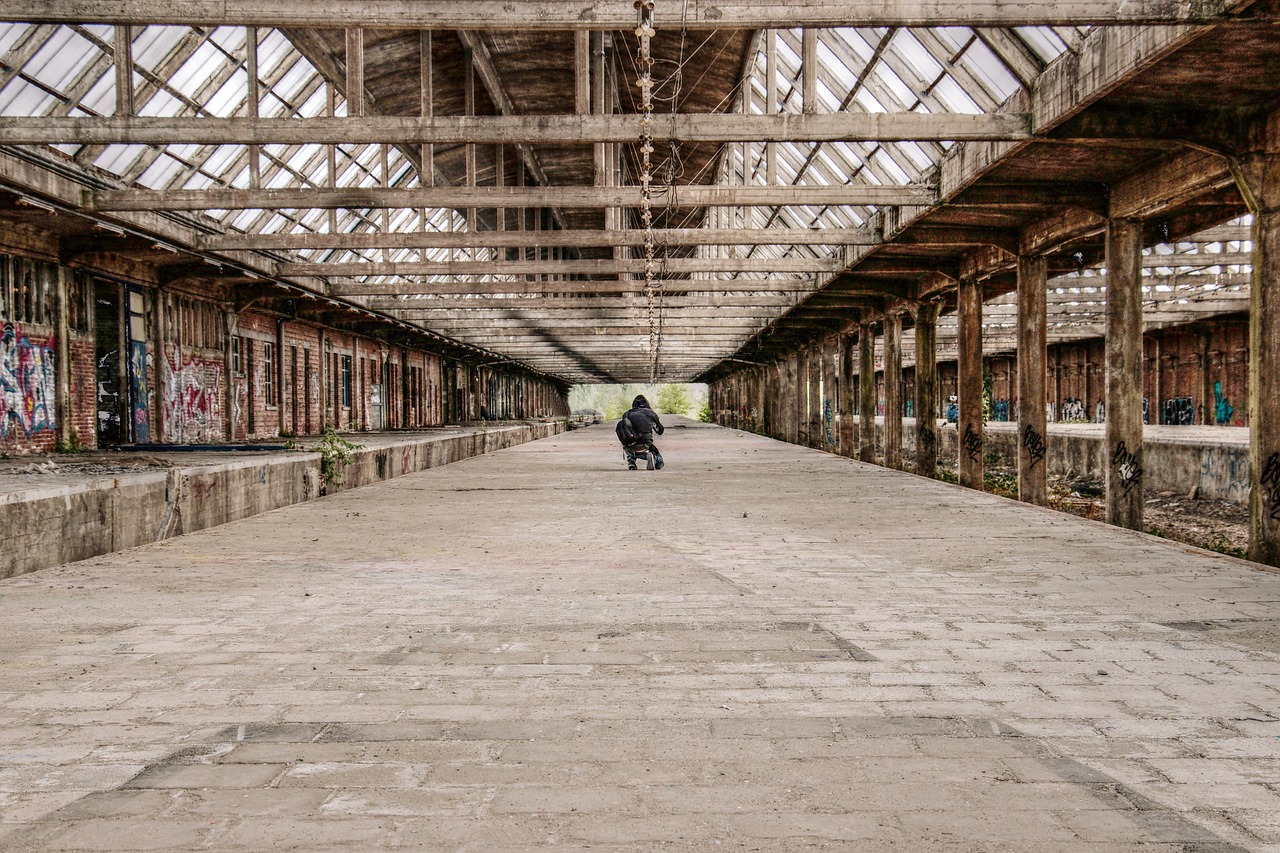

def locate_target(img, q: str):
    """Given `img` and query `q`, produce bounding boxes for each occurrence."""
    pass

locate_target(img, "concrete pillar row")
[1232,153,1280,565]
[1104,217,1145,530]
[858,323,877,464]
[840,330,857,458]
[1016,254,1049,506]
[915,300,940,479]
[821,334,838,452]
[957,279,984,491]
[883,313,903,470]
[793,345,803,445]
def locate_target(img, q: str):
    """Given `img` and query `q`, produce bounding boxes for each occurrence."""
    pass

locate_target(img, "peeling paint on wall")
[164,348,224,443]
[0,322,56,437]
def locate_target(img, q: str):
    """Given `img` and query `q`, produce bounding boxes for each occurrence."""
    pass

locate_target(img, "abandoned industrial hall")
[3,1,1280,850]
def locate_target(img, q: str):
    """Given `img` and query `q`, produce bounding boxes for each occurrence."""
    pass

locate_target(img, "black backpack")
[615,413,639,446]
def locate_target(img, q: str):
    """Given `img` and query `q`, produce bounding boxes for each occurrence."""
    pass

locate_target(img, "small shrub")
[55,429,87,454]
[309,428,363,490]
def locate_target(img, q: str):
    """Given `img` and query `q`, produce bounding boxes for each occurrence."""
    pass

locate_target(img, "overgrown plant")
[55,429,87,454]
[309,428,363,490]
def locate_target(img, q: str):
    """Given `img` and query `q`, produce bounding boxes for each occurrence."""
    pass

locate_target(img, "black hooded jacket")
[622,395,664,443]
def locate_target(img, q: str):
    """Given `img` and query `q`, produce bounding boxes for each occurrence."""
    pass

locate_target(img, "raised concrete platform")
[2,418,1278,851]
[850,417,1251,502]
[0,421,566,580]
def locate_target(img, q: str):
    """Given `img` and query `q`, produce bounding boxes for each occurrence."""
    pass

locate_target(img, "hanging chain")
[636,0,659,383]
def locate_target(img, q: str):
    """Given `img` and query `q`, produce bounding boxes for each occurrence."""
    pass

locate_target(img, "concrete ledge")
[0,421,565,580]
[831,417,1249,503]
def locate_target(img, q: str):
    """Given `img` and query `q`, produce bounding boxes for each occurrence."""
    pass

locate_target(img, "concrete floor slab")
[2,418,1279,851]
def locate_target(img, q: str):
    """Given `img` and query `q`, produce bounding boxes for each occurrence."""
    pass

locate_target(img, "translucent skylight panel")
[829,28,875,64]
[0,23,34,58]
[287,144,322,174]
[266,164,300,189]
[815,40,855,92]
[932,27,972,53]
[895,140,934,171]
[815,78,840,112]
[261,213,292,233]
[298,87,327,118]
[958,41,1021,102]
[853,89,885,113]
[1013,27,1069,64]
[209,26,247,56]
[889,31,942,81]
[931,76,982,114]
[869,64,916,109]
[131,26,186,72]
[231,210,260,230]
[139,88,183,117]
[229,164,250,188]
[26,27,100,94]
[205,70,248,117]
[94,144,147,175]
[182,172,214,190]
[78,73,116,115]
[201,144,242,177]
[136,153,187,188]
[0,80,52,116]
[871,149,910,184]
[270,59,314,112]
[169,42,225,100]
[257,30,291,76]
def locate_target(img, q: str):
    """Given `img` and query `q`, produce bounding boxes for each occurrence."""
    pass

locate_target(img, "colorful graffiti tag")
[164,349,224,443]
[0,322,56,438]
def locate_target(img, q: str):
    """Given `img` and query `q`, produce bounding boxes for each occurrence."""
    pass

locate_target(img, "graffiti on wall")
[129,340,151,443]
[1060,398,1087,423]
[1213,381,1235,426]
[1261,452,1280,522]
[0,322,56,437]
[164,350,224,443]
[1162,397,1194,426]
[823,398,834,446]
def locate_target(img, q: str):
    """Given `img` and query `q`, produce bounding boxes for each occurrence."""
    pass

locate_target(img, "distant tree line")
[568,383,708,420]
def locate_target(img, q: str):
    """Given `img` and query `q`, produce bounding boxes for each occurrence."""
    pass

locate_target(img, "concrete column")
[224,310,236,441]
[54,265,72,449]
[858,323,876,464]
[958,279,984,490]
[883,313,902,469]
[1016,254,1049,505]
[821,336,837,451]
[840,331,856,457]
[754,369,763,432]
[154,289,167,443]
[1233,153,1280,565]
[793,345,803,445]
[1104,217,1145,530]
[808,342,822,448]
[915,300,939,478]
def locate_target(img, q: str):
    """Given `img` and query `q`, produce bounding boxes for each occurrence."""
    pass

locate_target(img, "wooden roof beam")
[90,184,936,211]
[199,226,882,251]
[4,1,1255,29]
[0,113,1032,146]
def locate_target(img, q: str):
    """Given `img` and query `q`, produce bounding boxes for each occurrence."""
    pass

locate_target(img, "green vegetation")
[308,428,364,491]
[55,429,87,454]
[568,383,708,420]
[655,384,692,414]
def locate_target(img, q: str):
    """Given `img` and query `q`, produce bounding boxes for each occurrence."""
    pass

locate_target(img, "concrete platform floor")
[2,418,1279,852]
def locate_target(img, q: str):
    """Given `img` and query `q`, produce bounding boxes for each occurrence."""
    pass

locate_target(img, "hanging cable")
[635,0,660,382]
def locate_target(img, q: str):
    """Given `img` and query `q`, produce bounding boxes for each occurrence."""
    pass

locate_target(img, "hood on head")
[632,395,650,409]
